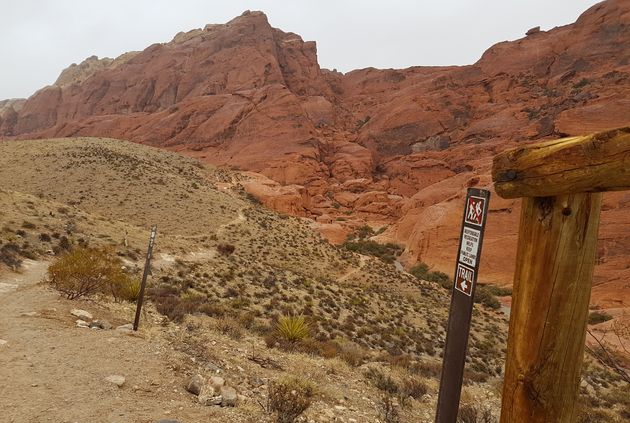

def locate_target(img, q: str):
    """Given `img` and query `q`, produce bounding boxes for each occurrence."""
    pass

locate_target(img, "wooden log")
[500,192,602,423]
[493,127,630,199]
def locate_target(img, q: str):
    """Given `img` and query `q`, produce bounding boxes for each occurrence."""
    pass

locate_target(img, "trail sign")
[133,225,158,331]
[435,188,490,423]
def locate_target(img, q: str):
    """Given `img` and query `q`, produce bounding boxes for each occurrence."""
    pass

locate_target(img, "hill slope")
[1,2,629,308]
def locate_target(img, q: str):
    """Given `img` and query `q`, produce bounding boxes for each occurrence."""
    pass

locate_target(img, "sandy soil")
[0,260,248,423]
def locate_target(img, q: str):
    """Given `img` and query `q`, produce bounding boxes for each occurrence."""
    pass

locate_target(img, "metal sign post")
[435,188,490,423]
[133,225,157,331]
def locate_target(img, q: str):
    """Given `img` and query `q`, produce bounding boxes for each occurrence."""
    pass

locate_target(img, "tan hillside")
[0,138,627,422]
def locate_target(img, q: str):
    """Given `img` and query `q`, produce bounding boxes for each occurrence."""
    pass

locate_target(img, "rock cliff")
[2,2,630,307]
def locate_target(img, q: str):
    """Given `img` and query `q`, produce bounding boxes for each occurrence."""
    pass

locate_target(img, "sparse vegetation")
[48,246,133,300]
[275,315,310,343]
[343,240,403,263]
[267,377,314,423]
[588,311,613,325]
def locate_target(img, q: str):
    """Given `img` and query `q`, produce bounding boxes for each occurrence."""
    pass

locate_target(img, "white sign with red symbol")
[459,227,481,267]
[465,196,486,227]
[454,263,475,296]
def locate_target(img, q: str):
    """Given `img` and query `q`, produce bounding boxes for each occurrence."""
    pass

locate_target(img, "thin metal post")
[133,225,157,331]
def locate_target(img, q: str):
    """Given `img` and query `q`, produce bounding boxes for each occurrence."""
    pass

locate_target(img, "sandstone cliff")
[2,2,630,308]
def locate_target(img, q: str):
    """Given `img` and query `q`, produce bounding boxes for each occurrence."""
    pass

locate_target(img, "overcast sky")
[0,0,601,100]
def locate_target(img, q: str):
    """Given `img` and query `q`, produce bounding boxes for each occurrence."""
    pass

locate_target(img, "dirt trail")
[0,261,227,423]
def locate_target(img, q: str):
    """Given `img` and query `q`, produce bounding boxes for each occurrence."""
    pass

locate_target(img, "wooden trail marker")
[492,127,630,422]
[133,225,157,331]
[435,188,490,423]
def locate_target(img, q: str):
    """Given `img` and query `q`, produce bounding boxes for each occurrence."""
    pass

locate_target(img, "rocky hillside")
[1,2,630,309]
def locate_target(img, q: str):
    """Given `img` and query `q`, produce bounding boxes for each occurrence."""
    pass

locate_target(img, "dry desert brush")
[267,377,315,423]
[47,246,136,300]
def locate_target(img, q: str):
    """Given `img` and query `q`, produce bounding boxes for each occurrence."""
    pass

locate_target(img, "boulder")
[70,309,93,320]
[186,374,205,396]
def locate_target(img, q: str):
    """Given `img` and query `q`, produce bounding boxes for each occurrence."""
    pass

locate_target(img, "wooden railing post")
[500,193,601,422]
[491,127,630,422]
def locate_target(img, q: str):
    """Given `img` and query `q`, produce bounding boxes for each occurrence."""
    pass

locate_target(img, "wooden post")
[500,193,601,422]
[491,127,630,422]
[133,225,157,331]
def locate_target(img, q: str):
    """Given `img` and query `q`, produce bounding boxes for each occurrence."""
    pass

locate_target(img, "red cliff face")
[2,2,630,308]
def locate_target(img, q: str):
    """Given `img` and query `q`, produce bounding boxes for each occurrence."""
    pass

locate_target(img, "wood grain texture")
[493,127,630,199]
[500,193,602,423]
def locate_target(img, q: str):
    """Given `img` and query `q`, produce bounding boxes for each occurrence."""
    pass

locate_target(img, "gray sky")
[0,0,601,100]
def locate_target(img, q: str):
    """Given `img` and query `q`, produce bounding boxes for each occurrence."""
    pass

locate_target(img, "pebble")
[76,319,90,328]
[105,375,126,387]
[116,323,134,332]
[70,309,93,320]
[89,320,113,330]
[0,339,7,347]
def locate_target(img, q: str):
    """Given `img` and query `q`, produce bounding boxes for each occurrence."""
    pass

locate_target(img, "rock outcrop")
[2,2,630,307]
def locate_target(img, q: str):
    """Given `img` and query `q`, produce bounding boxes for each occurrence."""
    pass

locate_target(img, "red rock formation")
[2,2,630,308]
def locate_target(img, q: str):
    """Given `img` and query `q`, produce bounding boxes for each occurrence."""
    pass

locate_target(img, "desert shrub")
[267,377,314,423]
[457,403,496,423]
[110,276,141,302]
[54,235,71,254]
[0,243,23,269]
[410,262,451,287]
[378,395,400,423]
[483,285,512,296]
[216,317,243,340]
[276,315,309,343]
[338,342,369,367]
[474,285,501,310]
[21,221,37,229]
[217,243,235,256]
[245,192,262,205]
[342,240,402,263]
[364,367,399,395]
[39,233,52,242]
[400,376,428,399]
[151,291,205,322]
[588,311,613,325]
[47,247,129,300]
[409,361,442,378]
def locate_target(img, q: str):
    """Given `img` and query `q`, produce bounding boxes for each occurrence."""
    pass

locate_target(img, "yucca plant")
[276,315,310,343]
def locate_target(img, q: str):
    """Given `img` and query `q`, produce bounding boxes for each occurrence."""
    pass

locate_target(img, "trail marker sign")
[435,188,490,423]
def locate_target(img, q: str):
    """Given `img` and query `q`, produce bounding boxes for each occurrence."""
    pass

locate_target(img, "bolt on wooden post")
[492,127,630,422]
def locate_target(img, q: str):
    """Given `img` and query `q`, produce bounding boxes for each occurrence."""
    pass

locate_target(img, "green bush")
[48,247,131,300]
[474,285,501,310]
[588,311,613,325]
[343,240,403,263]
[276,315,310,343]
[410,262,451,288]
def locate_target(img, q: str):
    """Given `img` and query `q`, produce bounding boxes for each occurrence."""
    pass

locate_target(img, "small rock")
[116,323,134,331]
[105,375,126,387]
[220,386,237,407]
[210,376,225,388]
[156,421,181,423]
[76,319,90,328]
[526,26,541,36]
[0,339,8,347]
[198,384,222,406]
[89,320,113,330]
[186,374,205,396]
[70,309,93,320]
[205,362,222,372]
[20,311,39,317]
